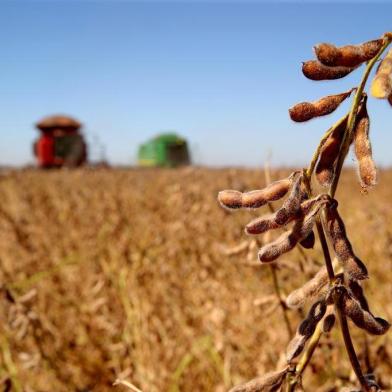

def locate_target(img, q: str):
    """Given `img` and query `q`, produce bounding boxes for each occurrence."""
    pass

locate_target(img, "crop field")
[0,167,391,391]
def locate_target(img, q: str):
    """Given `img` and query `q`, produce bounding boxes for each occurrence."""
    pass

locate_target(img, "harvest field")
[0,167,391,391]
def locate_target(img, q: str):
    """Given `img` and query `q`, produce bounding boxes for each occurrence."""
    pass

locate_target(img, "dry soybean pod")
[246,194,329,236]
[354,95,377,189]
[348,279,369,312]
[298,195,332,249]
[286,332,308,363]
[298,300,327,336]
[245,173,303,234]
[245,191,325,236]
[325,202,368,280]
[371,47,392,99]
[218,172,296,210]
[289,89,353,122]
[322,311,336,333]
[339,288,390,335]
[314,39,384,67]
[258,197,327,263]
[315,116,348,187]
[302,60,357,81]
[274,172,305,225]
[299,194,331,215]
[229,367,288,392]
[285,258,340,309]
[245,213,280,235]
[286,300,327,362]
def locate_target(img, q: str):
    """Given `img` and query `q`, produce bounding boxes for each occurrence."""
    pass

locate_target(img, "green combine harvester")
[138,133,191,167]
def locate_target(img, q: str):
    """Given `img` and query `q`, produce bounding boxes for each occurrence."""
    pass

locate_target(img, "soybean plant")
[218,32,392,391]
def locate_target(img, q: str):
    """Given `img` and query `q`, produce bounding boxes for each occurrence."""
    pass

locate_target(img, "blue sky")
[1,1,391,167]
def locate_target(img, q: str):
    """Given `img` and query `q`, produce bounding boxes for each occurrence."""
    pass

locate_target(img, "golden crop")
[1,168,391,391]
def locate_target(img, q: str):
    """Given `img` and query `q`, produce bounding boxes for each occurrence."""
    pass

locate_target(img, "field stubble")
[0,167,391,391]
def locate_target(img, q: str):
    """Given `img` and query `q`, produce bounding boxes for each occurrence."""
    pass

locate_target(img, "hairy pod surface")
[302,60,357,81]
[258,198,327,263]
[289,90,353,122]
[325,203,368,280]
[245,192,326,236]
[245,214,281,235]
[218,175,294,210]
[371,47,392,99]
[339,288,390,335]
[314,39,383,67]
[286,265,331,309]
[274,173,305,225]
[229,367,288,392]
[299,194,331,215]
[354,97,377,189]
[286,333,307,363]
[316,117,348,187]
[245,174,304,235]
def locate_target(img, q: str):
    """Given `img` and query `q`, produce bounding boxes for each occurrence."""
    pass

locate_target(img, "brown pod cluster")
[229,367,288,392]
[286,300,327,362]
[246,193,330,235]
[218,174,295,210]
[314,39,383,67]
[325,202,368,280]
[285,260,339,309]
[315,116,348,187]
[258,198,329,263]
[371,47,392,99]
[245,173,304,235]
[302,60,357,81]
[274,174,306,224]
[354,96,377,189]
[338,287,390,335]
[289,90,353,122]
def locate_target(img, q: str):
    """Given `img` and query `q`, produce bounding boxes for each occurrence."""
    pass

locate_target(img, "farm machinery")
[138,133,190,167]
[33,115,87,168]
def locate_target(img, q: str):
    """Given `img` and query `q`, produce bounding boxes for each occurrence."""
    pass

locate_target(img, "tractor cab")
[33,115,87,168]
[138,133,190,167]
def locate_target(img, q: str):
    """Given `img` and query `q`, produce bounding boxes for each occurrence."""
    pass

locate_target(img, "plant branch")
[270,263,293,337]
[330,35,392,198]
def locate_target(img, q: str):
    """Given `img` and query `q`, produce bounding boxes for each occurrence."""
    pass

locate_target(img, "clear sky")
[1,1,391,167]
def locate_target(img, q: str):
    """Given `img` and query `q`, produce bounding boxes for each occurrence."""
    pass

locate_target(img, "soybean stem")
[270,263,293,338]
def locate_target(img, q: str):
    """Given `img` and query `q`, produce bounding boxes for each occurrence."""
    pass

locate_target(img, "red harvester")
[33,115,87,168]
